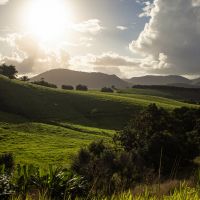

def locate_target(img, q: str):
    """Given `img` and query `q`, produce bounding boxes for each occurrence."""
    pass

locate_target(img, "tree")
[62,85,74,90]
[114,104,200,175]
[32,78,57,88]
[101,87,114,93]
[76,84,88,91]
[0,64,18,79]
[20,76,30,82]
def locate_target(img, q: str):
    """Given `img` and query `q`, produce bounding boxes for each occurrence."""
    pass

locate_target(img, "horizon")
[29,68,200,80]
[0,0,200,79]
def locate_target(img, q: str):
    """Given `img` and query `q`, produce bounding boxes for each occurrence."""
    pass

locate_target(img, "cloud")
[130,0,200,75]
[89,52,140,67]
[0,34,70,74]
[70,52,141,78]
[63,37,93,48]
[0,0,9,5]
[138,1,154,18]
[116,26,128,31]
[73,19,103,34]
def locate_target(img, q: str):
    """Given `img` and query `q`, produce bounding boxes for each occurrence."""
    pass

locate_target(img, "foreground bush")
[0,156,88,200]
[72,140,144,196]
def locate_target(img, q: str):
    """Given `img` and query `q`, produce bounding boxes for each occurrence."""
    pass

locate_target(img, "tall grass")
[9,183,200,200]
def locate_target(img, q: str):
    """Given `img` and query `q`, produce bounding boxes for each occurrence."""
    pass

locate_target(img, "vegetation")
[1,73,200,199]
[0,111,111,166]
[72,105,200,195]
[76,84,88,91]
[20,76,30,82]
[101,87,114,93]
[32,78,57,89]
[119,85,200,104]
[0,64,18,79]
[62,85,74,90]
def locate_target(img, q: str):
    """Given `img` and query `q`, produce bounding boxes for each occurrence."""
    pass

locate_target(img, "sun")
[25,0,72,41]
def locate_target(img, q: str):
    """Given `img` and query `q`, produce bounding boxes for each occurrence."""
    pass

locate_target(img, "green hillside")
[120,86,200,103]
[0,110,112,166]
[0,75,199,166]
[0,75,197,130]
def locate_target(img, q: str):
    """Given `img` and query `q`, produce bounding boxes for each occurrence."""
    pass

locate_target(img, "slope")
[0,111,112,166]
[0,75,197,130]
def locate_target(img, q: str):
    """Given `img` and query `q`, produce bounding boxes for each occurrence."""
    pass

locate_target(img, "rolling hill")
[126,75,191,86]
[31,68,129,89]
[0,75,198,129]
[120,85,200,103]
[0,75,199,165]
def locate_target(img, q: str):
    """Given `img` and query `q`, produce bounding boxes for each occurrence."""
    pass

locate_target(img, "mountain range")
[31,69,200,89]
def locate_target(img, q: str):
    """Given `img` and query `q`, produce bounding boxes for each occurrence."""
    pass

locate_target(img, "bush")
[62,85,74,90]
[32,79,57,89]
[76,84,88,91]
[71,141,141,195]
[0,153,14,175]
[20,76,30,82]
[101,87,114,93]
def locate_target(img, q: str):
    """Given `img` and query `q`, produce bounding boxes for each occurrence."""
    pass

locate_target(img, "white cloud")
[130,0,200,75]
[138,1,154,18]
[70,52,141,78]
[116,26,128,31]
[89,52,140,67]
[73,19,103,34]
[0,34,70,74]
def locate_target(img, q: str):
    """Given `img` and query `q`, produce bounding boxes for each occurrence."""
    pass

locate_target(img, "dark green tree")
[20,76,30,82]
[0,64,18,79]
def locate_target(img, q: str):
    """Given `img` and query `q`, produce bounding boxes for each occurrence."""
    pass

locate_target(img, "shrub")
[101,87,114,93]
[62,85,74,90]
[76,84,88,91]
[32,78,57,88]
[71,141,141,195]
[20,76,30,82]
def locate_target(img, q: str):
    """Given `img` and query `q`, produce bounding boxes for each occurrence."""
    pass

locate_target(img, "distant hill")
[127,75,191,86]
[31,69,129,89]
[192,77,200,86]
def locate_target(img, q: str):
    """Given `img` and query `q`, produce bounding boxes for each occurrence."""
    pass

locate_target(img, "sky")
[0,0,200,78]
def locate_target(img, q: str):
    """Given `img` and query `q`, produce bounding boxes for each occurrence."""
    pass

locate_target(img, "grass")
[0,111,112,167]
[119,87,200,103]
[9,183,200,199]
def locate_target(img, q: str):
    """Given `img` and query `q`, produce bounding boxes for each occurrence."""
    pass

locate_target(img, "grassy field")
[0,111,113,166]
[0,75,199,166]
[119,87,200,103]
